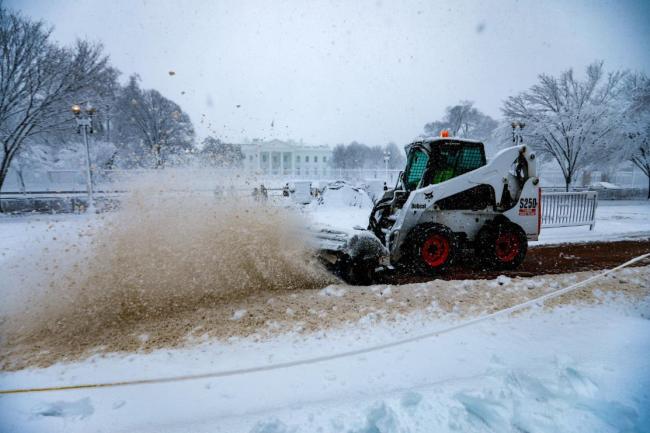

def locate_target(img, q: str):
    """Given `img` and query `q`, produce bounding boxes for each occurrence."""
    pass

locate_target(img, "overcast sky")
[9,0,650,146]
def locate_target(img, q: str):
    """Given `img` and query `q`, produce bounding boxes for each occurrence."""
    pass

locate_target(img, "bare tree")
[502,62,626,191]
[331,141,369,169]
[0,5,112,193]
[113,75,195,168]
[424,101,498,141]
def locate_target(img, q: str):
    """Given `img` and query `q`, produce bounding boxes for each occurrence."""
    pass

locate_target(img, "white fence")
[541,191,598,230]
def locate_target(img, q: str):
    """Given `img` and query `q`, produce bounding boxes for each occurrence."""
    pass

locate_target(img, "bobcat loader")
[314,136,541,284]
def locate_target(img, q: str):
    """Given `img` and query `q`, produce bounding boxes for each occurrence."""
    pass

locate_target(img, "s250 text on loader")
[314,133,541,284]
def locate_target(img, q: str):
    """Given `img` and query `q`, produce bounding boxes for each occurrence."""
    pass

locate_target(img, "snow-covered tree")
[113,75,195,168]
[200,137,244,168]
[620,73,650,197]
[502,62,627,191]
[0,5,114,193]
[331,142,405,169]
[629,123,650,197]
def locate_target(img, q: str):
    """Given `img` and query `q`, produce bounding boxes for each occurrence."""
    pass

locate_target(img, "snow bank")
[311,181,374,210]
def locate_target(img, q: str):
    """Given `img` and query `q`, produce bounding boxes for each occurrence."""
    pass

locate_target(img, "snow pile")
[308,362,646,433]
[33,398,94,421]
[590,181,621,189]
[319,286,347,297]
[312,181,374,210]
[305,181,375,230]
[357,179,387,203]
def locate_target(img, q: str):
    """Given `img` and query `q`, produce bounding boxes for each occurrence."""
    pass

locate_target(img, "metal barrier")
[541,191,598,230]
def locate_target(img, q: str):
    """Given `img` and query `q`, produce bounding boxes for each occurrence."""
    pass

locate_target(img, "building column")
[280,151,284,175]
[289,152,293,175]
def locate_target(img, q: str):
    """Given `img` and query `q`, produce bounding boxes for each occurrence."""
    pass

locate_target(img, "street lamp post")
[72,103,97,213]
[383,150,391,183]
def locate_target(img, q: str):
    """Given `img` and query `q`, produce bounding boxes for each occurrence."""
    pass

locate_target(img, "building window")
[305,156,310,162]
[314,156,318,163]
[249,155,253,161]
[296,155,301,163]
[323,156,327,163]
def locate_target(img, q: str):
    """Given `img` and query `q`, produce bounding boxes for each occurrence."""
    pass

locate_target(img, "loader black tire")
[406,224,457,275]
[477,221,527,270]
[339,257,376,286]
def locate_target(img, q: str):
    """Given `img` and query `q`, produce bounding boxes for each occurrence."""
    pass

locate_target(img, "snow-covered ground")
[535,200,650,245]
[1,197,649,433]
[1,284,649,433]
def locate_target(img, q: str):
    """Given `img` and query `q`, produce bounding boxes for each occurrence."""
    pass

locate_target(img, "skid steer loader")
[315,136,541,284]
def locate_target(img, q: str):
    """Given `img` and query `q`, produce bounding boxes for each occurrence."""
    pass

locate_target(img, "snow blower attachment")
[315,138,541,285]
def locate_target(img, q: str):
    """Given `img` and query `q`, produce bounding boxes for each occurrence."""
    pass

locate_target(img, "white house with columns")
[240,139,332,176]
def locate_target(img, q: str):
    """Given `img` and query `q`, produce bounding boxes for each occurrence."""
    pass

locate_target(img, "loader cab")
[402,139,487,191]
[369,138,490,241]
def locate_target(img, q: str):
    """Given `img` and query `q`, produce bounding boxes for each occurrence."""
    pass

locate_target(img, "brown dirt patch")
[383,239,650,284]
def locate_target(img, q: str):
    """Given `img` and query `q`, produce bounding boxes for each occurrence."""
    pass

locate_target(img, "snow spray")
[0,170,332,369]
